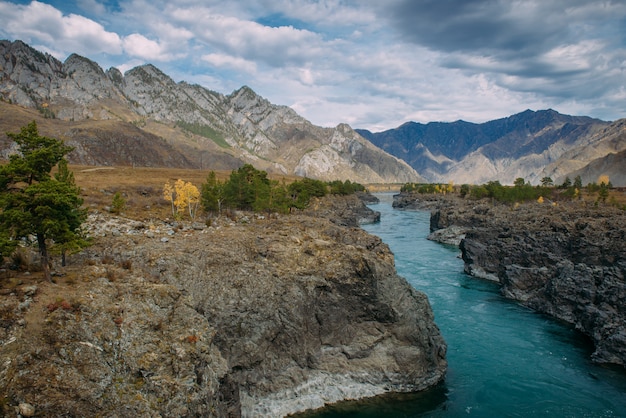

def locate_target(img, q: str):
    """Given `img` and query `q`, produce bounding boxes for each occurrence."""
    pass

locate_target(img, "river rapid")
[303,193,626,417]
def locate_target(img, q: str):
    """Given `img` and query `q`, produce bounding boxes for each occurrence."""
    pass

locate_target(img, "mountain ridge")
[0,39,421,184]
[357,109,625,185]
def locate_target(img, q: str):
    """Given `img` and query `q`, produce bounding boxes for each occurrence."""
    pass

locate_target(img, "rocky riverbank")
[0,194,446,417]
[400,192,626,367]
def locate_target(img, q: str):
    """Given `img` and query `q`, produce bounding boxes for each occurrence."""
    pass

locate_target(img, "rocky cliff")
[421,194,626,367]
[0,39,420,184]
[0,195,446,417]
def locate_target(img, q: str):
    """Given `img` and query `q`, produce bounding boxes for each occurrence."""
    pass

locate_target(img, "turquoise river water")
[303,194,626,417]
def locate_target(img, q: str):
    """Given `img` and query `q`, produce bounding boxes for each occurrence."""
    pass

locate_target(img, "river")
[303,194,626,417]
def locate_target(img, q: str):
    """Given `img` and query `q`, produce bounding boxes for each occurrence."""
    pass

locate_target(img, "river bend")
[304,194,626,417]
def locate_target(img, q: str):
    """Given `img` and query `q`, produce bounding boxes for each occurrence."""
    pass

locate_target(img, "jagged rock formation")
[422,194,626,367]
[358,110,626,186]
[0,39,420,184]
[0,195,446,417]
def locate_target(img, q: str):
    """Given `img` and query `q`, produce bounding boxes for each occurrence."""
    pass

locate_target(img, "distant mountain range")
[1,39,624,186]
[357,111,626,186]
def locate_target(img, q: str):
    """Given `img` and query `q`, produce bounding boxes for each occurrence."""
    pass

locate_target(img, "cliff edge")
[421,193,626,367]
[0,195,446,417]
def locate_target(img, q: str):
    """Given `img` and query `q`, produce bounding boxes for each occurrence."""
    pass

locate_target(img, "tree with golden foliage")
[163,179,200,220]
[597,175,610,187]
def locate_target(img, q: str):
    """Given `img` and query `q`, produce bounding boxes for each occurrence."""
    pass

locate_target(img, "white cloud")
[202,53,257,74]
[256,0,378,28]
[76,0,106,15]
[122,34,168,61]
[0,1,122,56]
[539,41,600,73]
[299,68,315,85]
[169,8,325,66]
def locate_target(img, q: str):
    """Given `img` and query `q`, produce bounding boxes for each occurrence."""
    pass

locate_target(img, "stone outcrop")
[421,193,626,367]
[0,195,446,417]
[303,193,381,227]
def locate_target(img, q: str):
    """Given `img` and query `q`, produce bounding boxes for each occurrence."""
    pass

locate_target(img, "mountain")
[542,118,626,186]
[0,40,420,184]
[357,110,625,185]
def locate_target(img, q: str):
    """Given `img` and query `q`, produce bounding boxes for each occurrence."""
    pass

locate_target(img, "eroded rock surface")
[0,195,445,417]
[418,192,626,367]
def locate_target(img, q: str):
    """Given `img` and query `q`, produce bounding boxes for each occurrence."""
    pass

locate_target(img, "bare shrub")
[11,247,34,271]
[120,259,132,270]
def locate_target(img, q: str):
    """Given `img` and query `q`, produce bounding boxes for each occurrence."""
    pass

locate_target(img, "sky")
[0,0,625,131]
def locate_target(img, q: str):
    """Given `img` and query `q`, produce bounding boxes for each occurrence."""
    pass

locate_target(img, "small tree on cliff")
[0,121,86,281]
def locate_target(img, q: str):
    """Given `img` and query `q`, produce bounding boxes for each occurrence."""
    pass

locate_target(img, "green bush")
[111,192,126,214]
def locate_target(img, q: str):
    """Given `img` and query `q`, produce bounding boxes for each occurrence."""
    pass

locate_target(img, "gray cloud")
[375,0,626,121]
[386,1,584,55]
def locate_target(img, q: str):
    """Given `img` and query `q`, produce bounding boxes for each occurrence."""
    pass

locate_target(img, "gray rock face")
[425,194,626,366]
[0,197,446,417]
[0,273,231,416]
[0,40,420,184]
[303,193,381,227]
[140,199,445,416]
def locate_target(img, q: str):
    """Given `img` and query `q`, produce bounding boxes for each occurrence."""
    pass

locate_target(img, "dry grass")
[72,164,306,219]
[73,165,230,219]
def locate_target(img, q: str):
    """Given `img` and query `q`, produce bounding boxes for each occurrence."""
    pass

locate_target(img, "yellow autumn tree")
[163,181,177,217]
[163,179,200,219]
[598,175,610,187]
[180,180,200,220]
[446,181,454,194]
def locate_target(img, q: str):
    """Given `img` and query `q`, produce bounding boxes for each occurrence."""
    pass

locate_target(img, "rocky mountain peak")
[226,85,305,127]
[125,64,175,88]
[106,66,124,86]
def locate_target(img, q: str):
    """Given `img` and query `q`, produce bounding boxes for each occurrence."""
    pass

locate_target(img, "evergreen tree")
[574,175,583,189]
[110,191,126,215]
[268,180,290,214]
[288,178,327,209]
[201,171,225,213]
[223,164,271,211]
[561,176,572,188]
[513,178,526,188]
[0,121,86,280]
[540,176,554,187]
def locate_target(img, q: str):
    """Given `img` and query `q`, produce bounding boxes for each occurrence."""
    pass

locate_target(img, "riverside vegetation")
[395,179,626,368]
[0,122,446,417]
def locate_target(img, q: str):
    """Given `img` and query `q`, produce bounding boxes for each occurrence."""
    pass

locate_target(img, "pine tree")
[0,121,86,280]
[201,171,225,214]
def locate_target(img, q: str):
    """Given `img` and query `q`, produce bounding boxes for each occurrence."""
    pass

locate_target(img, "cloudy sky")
[1,0,625,131]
